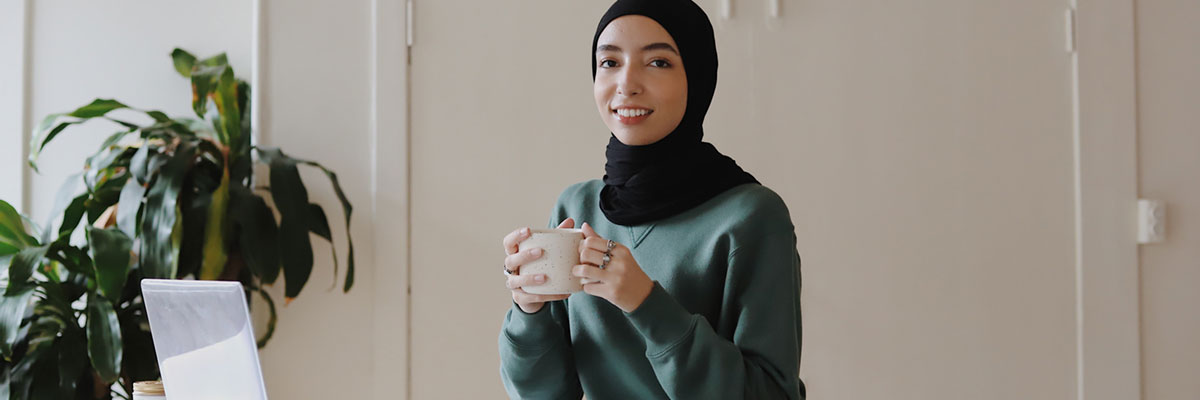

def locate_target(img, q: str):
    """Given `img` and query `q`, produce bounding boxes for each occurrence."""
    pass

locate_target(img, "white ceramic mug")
[517,228,584,295]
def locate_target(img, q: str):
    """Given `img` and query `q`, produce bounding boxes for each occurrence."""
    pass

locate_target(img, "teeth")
[616,109,650,118]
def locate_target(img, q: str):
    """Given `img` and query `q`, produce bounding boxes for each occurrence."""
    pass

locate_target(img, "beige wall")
[0,0,25,212]
[254,0,379,399]
[1135,0,1200,399]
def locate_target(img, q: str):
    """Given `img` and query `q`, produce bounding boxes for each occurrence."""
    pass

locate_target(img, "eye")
[599,59,618,68]
[649,59,672,68]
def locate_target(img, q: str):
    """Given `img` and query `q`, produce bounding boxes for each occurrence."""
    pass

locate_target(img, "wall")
[1135,0,1200,398]
[0,0,25,212]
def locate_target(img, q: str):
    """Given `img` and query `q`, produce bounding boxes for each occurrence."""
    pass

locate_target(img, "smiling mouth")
[612,108,654,124]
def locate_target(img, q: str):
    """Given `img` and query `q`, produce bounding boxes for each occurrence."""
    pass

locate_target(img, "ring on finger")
[600,252,611,269]
[607,240,616,251]
[503,263,515,275]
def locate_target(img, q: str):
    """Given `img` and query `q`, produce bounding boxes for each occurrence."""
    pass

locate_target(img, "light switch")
[1138,199,1166,244]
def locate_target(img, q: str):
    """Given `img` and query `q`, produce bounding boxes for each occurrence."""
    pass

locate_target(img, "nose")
[616,66,642,96]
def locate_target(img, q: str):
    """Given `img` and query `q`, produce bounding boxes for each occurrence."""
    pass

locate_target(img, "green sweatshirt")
[499,180,805,399]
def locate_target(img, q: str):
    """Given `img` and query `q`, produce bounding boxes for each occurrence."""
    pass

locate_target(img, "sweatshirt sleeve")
[498,299,583,399]
[623,224,805,399]
[497,186,584,399]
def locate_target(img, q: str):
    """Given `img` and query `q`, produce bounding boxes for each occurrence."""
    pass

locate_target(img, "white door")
[409,0,1076,398]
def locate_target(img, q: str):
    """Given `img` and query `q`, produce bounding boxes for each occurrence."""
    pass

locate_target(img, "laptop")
[141,279,269,400]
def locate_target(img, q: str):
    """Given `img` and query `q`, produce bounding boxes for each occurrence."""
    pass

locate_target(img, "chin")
[613,132,646,146]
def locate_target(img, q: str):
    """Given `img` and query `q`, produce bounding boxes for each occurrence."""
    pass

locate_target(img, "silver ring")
[600,253,611,269]
[607,240,616,251]
[503,264,514,275]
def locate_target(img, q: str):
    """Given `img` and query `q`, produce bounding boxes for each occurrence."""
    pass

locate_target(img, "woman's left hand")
[574,222,655,313]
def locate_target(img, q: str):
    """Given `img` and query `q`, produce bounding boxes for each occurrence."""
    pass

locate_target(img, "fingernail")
[531,248,543,256]
[535,275,546,282]
[523,227,531,235]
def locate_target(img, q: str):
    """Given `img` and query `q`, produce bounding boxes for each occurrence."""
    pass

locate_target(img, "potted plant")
[0,48,354,399]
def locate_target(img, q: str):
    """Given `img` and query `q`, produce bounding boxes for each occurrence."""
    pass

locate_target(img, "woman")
[498,0,805,398]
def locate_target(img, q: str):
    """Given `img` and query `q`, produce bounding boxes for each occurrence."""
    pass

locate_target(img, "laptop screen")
[141,279,269,400]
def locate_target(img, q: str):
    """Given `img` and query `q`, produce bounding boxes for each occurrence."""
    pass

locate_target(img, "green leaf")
[39,174,83,246]
[117,178,146,239]
[91,129,134,160]
[176,117,215,138]
[0,284,35,359]
[129,143,163,185]
[84,174,128,226]
[35,279,77,325]
[141,118,198,139]
[199,170,231,280]
[68,99,127,119]
[190,65,219,119]
[83,146,134,193]
[307,203,339,288]
[85,227,132,300]
[0,243,16,257]
[214,66,243,154]
[232,187,280,284]
[27,114,69,172]
[198,52,229,68]
[256,148,356,293]
[139,141,196,279]
[85,293,122,384]
[119,310,159,382]
[103,117,140,131]
[47,246,95,283]
[176,182,212,280]
[0,363,11,398]
[302,161,355,293]
[0,200,38,250]
[5,246,48,296]
[195,138,225,170]
[308,204,332,240]
[52,196,87,246]
[56,329,87,399]
[278,214,313,298]
[146,110,171,122]
[27,351,60,400]
[252,286,277,349]
[188,53,229,123]
[2,334,44,398]
[237,80,251,150]
[28,102,141,173]
[170,204,184,277]
[171,48,197,78]
[261,148,313,299]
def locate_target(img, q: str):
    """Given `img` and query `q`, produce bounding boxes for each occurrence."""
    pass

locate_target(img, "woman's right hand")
[504,217,575,314]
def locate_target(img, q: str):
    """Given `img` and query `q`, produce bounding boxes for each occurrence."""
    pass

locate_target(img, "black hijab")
[594,0,759,226]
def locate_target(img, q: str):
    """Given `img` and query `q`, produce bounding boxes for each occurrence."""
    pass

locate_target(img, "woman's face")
[594,15,687,146]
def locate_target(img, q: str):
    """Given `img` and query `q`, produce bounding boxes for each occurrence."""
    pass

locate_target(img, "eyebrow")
[596,42,679,55]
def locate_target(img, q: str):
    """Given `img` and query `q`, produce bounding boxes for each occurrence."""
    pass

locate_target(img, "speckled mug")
[518,228,584,295]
